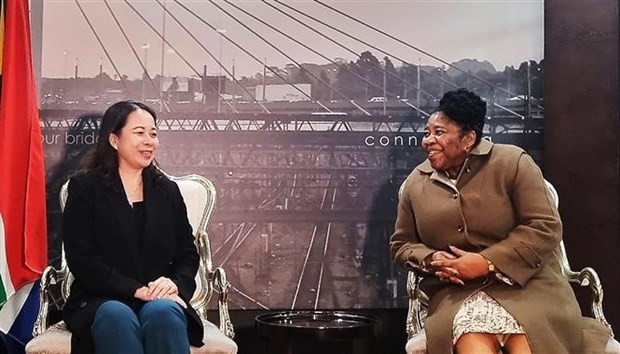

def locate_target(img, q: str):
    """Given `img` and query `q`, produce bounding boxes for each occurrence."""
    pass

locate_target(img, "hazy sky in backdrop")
[42,0,544,79]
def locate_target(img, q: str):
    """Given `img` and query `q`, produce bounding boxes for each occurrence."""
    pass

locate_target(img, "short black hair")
[435,88,486,144]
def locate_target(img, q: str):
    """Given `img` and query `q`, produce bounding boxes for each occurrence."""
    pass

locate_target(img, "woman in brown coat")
[390,89,611,353]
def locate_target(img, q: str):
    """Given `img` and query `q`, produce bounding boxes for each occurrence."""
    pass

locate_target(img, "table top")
[255,311,379,340]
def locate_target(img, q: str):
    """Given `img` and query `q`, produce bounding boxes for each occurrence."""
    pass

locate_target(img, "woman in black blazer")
[62,101,203,354]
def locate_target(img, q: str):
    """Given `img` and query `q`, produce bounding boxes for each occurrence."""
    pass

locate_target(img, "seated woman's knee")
[92,300,140,338]
[455,333,500,354]
[95,300,135,322]
[139,299,185,325]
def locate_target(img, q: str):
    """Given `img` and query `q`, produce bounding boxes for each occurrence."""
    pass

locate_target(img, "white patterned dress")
[452,291,525,346]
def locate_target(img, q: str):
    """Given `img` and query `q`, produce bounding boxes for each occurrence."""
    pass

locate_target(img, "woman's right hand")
[430,251,464,285]
[134,286,152,301]
[134,286,187,308]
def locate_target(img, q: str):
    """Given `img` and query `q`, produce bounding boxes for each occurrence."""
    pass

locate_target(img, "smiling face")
[422,112,475,177]
[108,108,159,172]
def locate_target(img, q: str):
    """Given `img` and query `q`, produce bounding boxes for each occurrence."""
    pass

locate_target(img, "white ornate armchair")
[26,173,238,354]
[403,179,619,354]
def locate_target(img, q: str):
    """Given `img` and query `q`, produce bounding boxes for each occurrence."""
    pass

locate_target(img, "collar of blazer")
[417,138,493,174]
[416,139,493,190]
[101,165,165,194]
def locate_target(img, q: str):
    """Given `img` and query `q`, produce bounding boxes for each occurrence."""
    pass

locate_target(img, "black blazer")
[62,168,204,353]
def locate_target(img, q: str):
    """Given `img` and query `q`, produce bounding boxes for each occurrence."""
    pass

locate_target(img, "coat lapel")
[456,139,493,188]
[141,169,169,266]
[416,159,458,193]
[416,139,495,190]
[103,173,142,272]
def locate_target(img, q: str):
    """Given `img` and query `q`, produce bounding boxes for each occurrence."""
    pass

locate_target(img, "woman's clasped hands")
[133,276,188,308]
[428,245,489,285]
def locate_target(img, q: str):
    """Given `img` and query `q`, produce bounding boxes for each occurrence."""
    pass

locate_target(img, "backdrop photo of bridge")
[37,0,544,311]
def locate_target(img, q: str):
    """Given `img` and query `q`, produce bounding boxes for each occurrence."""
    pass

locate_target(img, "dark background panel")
[545,0,620,333]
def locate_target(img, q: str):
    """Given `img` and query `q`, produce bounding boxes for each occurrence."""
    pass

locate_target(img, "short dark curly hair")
[435,88,486,144]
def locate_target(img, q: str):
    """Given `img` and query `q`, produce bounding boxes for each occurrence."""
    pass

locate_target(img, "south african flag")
[0,0,48,352]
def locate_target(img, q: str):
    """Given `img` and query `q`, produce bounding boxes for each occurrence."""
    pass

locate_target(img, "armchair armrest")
[213,267,234,339]
[32,266,57,337]
[557,242,613,336]
[405,271,428,340]
[191,228,234,339]
[191,229,214,321]
[32,263,71,337]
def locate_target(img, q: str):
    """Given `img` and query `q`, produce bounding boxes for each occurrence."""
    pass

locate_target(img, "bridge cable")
[202,0,337,113]
[231,0,428,115]
[263,0,438,102]
[122,0,241,114]
[101,0,170,111]
[270,2,472,111]
[313,0,522,100]
[73,0,130,96]
[310,0,541,115]
[153,0,271,113]
[214,0,377,115]
[224,0,428,115]
[171,0,335,114]
[272,0,461,97]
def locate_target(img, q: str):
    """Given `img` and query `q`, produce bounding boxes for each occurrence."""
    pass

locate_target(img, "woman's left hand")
[148,276,178,299]
[430,245,488,280]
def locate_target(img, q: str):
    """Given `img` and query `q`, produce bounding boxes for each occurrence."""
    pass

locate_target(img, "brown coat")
[390,139,611,354]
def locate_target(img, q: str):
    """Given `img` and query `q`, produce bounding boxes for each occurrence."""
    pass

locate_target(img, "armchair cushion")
[26,322,70,354]
[26,320,237,354]
[191,321,238,354]
[404,330,426,354]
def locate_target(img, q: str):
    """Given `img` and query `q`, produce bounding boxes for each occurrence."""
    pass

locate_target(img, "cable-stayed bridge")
[40,0,544,311]
[41,105,543,310]
[42,0,542,116]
